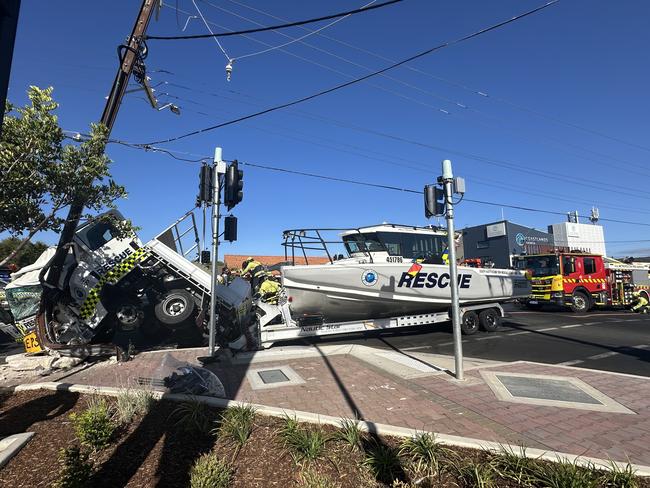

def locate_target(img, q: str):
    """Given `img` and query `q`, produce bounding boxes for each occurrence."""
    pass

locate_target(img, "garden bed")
[0,389,648,487]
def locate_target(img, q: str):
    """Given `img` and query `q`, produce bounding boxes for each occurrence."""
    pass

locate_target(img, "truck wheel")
[479,309,500,332]
[114,303,144,331]
[461,310,479,335]
[570,291,591,314]
[154,289,196,327]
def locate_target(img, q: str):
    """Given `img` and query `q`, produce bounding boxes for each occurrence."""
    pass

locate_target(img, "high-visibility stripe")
[79,248,149,319]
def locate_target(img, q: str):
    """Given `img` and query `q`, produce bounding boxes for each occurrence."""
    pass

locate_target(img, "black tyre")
[461,310,480,335]
[570,291,591,314]
[113,303,144,331]
[154,289,196,327]
[479,309,501,332]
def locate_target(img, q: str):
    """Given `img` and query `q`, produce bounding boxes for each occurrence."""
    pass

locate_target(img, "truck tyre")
[154,289,196,327]
[570,291,591,314]
[479,309,500,332]
[114,303,144,331]
[461,310,479,335]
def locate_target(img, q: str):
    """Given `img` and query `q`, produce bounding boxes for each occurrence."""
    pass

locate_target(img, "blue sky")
[6,0,650,257]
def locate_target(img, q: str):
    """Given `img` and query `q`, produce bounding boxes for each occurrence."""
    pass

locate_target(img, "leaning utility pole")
[45,0,157,289]
[441,159,464,381]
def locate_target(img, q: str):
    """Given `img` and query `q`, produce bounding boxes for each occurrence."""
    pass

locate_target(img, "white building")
[550,222,606,256]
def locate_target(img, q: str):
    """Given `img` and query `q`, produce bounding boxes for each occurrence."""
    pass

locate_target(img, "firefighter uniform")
[631,291,649,313]
[258,278,281,304]
[242,258,269,291]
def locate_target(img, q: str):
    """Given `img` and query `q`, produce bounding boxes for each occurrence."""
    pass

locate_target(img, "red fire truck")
[513,252,650,313]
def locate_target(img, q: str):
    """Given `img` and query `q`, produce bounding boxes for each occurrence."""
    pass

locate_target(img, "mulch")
[0,390,649,487]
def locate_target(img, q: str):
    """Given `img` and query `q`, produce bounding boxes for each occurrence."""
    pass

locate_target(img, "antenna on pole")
[590,207,599,224]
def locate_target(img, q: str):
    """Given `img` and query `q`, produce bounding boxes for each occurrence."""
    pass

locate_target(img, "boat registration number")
[386,256,403,263]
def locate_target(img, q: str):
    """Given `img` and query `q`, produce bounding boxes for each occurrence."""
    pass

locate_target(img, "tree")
[0,86,131,266]
[0,237,48,269]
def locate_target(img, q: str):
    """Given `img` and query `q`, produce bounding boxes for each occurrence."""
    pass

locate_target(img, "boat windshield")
[343,231,447,261]
[514,255,560,277]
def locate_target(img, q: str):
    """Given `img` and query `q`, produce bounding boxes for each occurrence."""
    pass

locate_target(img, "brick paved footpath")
[15,346,650,466]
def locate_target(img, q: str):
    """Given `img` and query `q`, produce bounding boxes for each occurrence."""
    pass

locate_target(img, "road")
[287,306,650,377]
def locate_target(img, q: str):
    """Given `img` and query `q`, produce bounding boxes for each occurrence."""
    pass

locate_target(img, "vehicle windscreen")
[515,256,559,277]
[5,285,42,321]
[376,232,447,260]
[342,233,385,255]
[75,219,118,251]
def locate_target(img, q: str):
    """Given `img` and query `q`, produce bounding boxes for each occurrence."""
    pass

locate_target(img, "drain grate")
[136,377,166,388]
[258,369,290,384]
[496,374,601,404]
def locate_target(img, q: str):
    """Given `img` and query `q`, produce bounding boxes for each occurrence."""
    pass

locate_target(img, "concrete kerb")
[3,381,649,477]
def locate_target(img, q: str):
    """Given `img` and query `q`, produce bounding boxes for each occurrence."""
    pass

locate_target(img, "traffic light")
[198,164,214,204]
[224,215,237,242]
[424,184,445,218]
[224,160,243,210]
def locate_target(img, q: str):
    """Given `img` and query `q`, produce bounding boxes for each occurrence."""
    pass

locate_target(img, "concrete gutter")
[3,381,649,477]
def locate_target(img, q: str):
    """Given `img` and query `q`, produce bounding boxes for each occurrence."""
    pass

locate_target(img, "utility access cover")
[481,371,635,414]
[258,369,289,384]
[246,365,305,390]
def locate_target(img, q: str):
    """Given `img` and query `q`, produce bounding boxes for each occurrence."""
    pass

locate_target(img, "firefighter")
[630,291,649,313]
[256,275,281,305]
[241,257,269,291]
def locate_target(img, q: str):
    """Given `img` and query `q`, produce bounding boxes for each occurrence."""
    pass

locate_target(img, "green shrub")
[169,398,213,434]
[530,457,598,488]
[279,416,329,463]
[490,445,537,486]
[600,461,637,488]
[362,442,402,484]
[453,460,495,488]
[334,418,364,451]
[189,453,232,488]
[69,397,116,450]
[53,446,93,488]
[216,404,256,448]
[299,467,337,488]
[114,387,154,424]
[399,432,450,476]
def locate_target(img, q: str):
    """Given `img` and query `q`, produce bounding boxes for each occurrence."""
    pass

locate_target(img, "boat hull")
[281,262,530,322]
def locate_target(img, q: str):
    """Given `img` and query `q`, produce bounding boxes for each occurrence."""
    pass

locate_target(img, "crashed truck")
[35,210,531,355]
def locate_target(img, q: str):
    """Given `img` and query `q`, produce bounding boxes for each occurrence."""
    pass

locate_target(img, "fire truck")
[514,252,650,313]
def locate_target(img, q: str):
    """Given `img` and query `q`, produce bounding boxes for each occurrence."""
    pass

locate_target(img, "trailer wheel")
[154,289,196,327]
[479,309,500,332]
[570,291,591,314]
[461,310,480,335]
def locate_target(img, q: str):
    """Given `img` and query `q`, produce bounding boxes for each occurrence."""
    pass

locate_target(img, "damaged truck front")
[36,209,252,355]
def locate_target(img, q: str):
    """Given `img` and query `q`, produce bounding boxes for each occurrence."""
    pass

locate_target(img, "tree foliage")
[0,86,132,266]
[0,237,48,268]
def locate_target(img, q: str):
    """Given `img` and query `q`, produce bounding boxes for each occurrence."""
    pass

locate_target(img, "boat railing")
[281,228,374,265]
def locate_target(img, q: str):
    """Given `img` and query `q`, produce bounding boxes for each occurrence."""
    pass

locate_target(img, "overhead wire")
[147,0,405,40]
[212,0,650,176]
[229,0,379,62]
[190,0,231,62]
[140,0,561,146]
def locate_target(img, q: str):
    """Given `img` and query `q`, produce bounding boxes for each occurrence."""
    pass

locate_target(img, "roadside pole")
[441,159,464,381]
[208,147,226,357]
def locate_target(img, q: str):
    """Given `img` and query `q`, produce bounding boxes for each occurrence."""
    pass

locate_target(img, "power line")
[140,0,560,146]
[211,0,650,177]
[191,0,230,62]
[147,0,405,40]
[226,0,650,160]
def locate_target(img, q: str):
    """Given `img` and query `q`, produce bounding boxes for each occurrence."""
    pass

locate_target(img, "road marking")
[558,359,584,366]
[583,322,599,325]
[475,336,500,341]
[536,327,558,332]
[560,324,583,329]
[401,345,432,351]
[633,344,650,350]
[588,351,619,360]
[507,331,531,336]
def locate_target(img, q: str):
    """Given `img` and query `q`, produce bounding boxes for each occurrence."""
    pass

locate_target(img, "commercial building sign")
[486,222,506,238]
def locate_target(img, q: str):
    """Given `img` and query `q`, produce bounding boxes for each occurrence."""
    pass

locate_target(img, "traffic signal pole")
[441,159,464,381]
[209,147,226,357]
